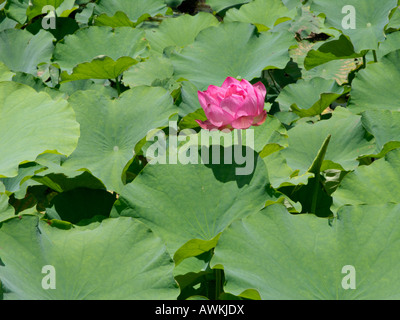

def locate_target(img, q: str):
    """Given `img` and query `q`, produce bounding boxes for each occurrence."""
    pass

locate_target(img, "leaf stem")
[215,268,223,300]
[311,172,320,215]
[267,69,281,94]
[115,77,121,96]
[372,50,378,63]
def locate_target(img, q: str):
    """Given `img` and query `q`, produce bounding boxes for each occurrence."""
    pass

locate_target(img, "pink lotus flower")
[196,77,267,131]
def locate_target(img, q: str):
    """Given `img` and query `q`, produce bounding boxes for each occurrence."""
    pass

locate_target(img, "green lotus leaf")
[58,79,118,98]
[377,31,400,59]
[177,81,203,118]
[60,56,138,82]
[0,82,79,178]
[53,26,148,73]
[173,235,220,267]
[280,107,376,176]
[62,86,176,192]
[4,154,106,200]
[0,12,17,32]
[30,154,107,193]
[122,55,173,88]
[11,72,65,100]
[387,6,400,30]
[310,0,397,51]
[332,149,400,211]
[94,0,167,22]
[262,151,313,188]
[0,62,14,81]
[302,58,360,85]
[74,2,95,25]
[225,0,294,31]
[0,182,14,222]
[304,35,366,70]
[93,11,135,27]
[276,77,349,117]
[289,5,323,39]
[0,29,54,75]
[361,110,400,157]
[170,22,296,90]
[0,162,43,196]
[145,12,219,53]
[294,36,361,84]
[212,202,400,299]
[4,0,29,24]
[349,50,400,113]
[115,147,278,255]
[282,0,301,10]
[0,215,178,299]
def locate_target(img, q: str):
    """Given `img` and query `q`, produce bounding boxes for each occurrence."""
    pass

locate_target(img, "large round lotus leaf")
[225,0,294,31]
[332,149,400,211]
[0,82,79,178]
[62,86,176,193]
[205,0,250,12]
[145,12,219,53]
[280,108,375,175]
[94,0,167,22]
[0,29,54,75]
[310,0,397,51]
[348,50,400,113]
[212,203,400,299]
[276,77,348,117]
[115,148,277,255]
[170,22,296,90]
[0,215,178,299]
[53,26,148,73]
